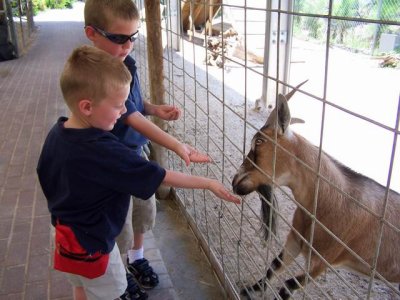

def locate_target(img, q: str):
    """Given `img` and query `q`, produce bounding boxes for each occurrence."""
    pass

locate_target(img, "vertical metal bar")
[366,96,400,299]
[203,0,212,264]
[218,0,227,291]
[282,0,293,95]
[302,0,333,296]
[170,0,180,51]
[260,1,272,109]
[237,0,248,291]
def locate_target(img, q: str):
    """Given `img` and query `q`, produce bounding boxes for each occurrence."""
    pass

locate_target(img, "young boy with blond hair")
[37,45,240,300]
[83,0,210,298]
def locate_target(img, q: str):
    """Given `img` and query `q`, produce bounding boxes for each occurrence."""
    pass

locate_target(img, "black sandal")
[127,258,159,290]
[123,272,148,300]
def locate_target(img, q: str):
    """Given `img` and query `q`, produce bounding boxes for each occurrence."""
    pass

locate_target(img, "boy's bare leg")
[73,287,87,300]
[133,233,144,251]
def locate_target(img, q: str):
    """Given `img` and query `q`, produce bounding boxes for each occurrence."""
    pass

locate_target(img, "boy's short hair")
[84,0,139,30]
[60,45,132,110]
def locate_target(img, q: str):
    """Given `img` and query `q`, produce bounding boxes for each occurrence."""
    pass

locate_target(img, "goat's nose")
[232,173,239,187]
[232,172,257,195]
[232,173,244,191]
[232,172,247,195]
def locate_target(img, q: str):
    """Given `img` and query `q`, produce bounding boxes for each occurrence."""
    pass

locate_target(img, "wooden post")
[144,0,170,199]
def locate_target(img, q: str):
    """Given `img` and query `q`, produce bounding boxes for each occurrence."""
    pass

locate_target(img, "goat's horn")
[285,79,308,101]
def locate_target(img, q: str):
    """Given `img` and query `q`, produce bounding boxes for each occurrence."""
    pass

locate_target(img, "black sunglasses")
[91,26,139,44]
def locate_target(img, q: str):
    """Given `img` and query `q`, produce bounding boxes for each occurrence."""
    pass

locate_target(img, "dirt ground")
[136,34,400,299]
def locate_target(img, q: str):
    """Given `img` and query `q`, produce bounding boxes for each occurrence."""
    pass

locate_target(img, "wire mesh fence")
[135,0,400,299]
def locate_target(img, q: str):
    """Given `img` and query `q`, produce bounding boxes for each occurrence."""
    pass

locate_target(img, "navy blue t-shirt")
[111,55,148,153]
[37,117,166,254]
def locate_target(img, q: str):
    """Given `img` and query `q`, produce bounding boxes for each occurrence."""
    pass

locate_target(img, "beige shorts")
[115,150,157,254]
[63,244,127,300]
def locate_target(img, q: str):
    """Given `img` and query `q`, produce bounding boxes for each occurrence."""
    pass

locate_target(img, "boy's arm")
[144,101,181,121]
[125,112,210,165]
[163,170,241,204]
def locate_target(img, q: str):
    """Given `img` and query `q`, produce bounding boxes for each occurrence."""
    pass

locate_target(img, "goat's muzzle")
[232,172,256,195]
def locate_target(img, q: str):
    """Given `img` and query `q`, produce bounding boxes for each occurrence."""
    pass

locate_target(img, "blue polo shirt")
[111,55,148,153]
[37,117,166,254]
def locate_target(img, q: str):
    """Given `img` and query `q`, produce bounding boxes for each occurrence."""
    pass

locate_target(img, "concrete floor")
[153,199,225,300]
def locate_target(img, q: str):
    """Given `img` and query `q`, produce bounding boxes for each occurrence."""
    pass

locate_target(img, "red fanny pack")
[54,223,109,279]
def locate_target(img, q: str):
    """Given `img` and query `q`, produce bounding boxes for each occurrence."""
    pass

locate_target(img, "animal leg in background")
[277,256,327,300]
[241,230,302,297]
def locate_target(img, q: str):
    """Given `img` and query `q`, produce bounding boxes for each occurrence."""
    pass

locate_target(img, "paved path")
[0,4,178,300]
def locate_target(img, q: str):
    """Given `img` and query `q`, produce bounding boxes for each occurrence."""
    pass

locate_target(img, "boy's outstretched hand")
[154,105,181,121]
[176,143,212,166]
[209,180,241,204]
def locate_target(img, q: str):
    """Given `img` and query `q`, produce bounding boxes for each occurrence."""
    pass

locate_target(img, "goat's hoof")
[239,287,253,299]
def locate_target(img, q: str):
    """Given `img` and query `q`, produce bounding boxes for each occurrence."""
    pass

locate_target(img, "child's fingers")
[166,110,179,120]
[174,107,182,119]
[209,181,240,204]
[172,109,181,120]
[184,155,190,166]
[189,152,211,163]
[221,189,241,204]
[167,107,181,120]
[178,150,191,166]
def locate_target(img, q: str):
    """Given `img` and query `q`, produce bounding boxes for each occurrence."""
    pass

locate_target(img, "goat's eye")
[255,139,263,145]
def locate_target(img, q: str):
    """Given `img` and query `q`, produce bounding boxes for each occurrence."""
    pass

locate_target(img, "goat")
[232,84,400,299]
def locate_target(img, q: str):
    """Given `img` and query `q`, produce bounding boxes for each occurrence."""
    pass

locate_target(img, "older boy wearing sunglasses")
[84,1,210,299]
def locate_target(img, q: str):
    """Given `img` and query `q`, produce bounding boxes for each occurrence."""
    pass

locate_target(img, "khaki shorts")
[62,244,127,300]
[115,150,157,254]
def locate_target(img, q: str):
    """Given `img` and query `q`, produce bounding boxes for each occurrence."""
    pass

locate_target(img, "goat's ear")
[290,117,305,125]
[264,94,291,134]
[277,94,291,133]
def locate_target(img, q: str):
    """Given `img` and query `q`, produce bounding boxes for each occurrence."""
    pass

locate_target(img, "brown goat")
[232,85,400,299]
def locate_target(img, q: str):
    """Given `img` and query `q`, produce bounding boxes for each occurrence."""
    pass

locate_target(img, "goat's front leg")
[276,256,327,300]
[240,230,302,298]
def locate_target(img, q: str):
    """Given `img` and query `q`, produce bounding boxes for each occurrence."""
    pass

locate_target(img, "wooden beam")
[144,0,170,199]
[144,0,164,104]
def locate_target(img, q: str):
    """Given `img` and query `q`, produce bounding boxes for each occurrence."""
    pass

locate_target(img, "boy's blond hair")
[84,0,139,30]
[60,45,132,110]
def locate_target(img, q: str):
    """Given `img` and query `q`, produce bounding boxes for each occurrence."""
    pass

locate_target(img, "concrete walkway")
[0,3,225,300]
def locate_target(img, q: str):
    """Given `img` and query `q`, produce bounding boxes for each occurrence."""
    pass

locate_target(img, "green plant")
[45,0,75,9]
[32,0,46,15]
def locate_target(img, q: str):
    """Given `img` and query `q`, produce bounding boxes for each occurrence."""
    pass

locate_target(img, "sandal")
[124,272,148,300]
[127,258,159,289]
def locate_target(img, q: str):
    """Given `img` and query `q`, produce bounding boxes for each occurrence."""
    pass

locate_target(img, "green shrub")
[45,0,75,9]
[11,0,74,16]
[32,0,46,15]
